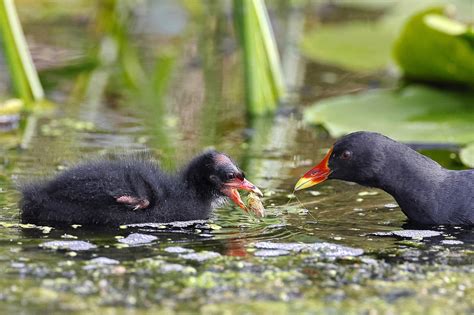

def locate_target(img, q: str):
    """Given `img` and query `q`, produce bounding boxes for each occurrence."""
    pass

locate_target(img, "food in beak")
[247,192,265,217]
[294,147,333,191]
[222,178,263,213]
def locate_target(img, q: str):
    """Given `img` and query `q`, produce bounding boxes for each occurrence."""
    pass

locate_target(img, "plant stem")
[0,0,44,105]
[234,0,286,117]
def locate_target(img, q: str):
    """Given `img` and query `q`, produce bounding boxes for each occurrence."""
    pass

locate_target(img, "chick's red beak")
[294,147,333,191]
[222,178,263,211]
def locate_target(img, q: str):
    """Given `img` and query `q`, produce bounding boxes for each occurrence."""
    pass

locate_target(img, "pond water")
[0,1,472,314]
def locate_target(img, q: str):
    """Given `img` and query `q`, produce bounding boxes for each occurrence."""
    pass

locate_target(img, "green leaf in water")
[301,21,397,71]
[459,143,474,168]
[299,1,446,71]
[304,85,474,144]
[423,14,467,36]
[393,7,474,87]
[301,2,473,72]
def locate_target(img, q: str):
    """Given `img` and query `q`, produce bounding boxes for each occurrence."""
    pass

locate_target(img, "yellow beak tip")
[294,177,316,191]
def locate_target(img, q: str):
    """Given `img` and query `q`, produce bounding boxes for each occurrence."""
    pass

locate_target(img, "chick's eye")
[340,150,352,160]
[226,173,236,180]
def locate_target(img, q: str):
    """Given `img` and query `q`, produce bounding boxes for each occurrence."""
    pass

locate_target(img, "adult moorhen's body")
[295,132,474,225]
[20,150,262,226]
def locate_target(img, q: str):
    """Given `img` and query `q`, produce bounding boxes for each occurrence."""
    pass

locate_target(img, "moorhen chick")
[295,131,474,225]
[20,150,262,226]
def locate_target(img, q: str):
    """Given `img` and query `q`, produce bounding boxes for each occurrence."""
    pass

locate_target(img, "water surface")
[0,1,472,313]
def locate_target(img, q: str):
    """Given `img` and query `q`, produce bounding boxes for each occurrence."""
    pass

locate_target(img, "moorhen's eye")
[340,150,352,160]
[226,172,236,180]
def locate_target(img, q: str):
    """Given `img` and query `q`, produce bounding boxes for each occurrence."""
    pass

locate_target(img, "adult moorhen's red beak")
[294,147,333,191]
[222,178,263,211]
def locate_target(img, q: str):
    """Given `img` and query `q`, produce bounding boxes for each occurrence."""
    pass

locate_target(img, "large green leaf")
[304,85,474,144]
[393,7,474,88]
[300,1,472,72]
[301,21,396,71]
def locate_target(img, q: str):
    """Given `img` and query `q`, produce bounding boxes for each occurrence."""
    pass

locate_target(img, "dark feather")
[19,151,235,226]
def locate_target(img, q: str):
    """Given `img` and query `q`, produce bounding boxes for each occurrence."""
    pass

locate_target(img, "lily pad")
[301,21,396,71]
[300,1,455,71]
[393,7,474,87]
[304,85,474,144]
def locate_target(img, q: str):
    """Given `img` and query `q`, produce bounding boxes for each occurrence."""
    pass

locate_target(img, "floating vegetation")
[87,257,119,265]
[117,233,158,245]
[0,221,53,233]
[371,229,442,239]
[179,251,222,262]
[128,220,208,229]
[164,246,194,254]
[254,249,290,257]
[253,241,364,257]
[40,118,95,137]
[40,240,97,251]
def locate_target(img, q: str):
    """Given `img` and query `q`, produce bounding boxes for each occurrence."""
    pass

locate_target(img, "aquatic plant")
[393,7,474,88]
[233,0,286,117]
[0,0,44,106]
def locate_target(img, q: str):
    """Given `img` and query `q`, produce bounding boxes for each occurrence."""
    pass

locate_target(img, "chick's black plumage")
[20,150,257,226]
[296,132,474,225]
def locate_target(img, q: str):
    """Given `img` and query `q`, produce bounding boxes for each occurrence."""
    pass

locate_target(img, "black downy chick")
[20,150,262,226]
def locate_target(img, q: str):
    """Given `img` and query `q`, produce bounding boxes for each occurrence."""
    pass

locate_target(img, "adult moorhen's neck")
[376,146,448,222]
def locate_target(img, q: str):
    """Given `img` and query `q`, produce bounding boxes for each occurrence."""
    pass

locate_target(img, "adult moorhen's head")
[183,150,263,210]
[295,132,392,190]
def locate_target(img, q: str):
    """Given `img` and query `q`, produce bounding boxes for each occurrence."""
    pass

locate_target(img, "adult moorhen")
[20,150,262,226]
[295,131,474,225]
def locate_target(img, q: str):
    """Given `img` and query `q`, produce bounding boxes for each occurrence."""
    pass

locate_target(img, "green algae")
[0,247,472,314]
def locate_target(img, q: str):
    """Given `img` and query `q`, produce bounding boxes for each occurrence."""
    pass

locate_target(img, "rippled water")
[1,100,472,313]
[0,1,473,313]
